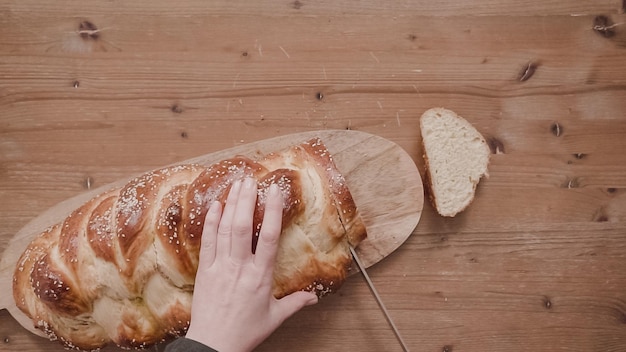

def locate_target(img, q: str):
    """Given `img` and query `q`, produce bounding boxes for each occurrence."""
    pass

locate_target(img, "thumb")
[274,291,318,321]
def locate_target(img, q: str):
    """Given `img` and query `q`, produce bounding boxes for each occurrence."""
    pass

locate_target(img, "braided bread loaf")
[12,138,367,351]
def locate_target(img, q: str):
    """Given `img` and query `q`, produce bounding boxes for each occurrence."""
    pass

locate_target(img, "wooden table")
[1,1,625,351]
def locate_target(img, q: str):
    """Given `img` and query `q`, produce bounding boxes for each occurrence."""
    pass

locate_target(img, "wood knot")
[180,131,188,139]
[316,92,324,100]
[562,177,580,189]
[593,207,609,222]
[550,122,563,137]
[83,176,93,190]
[543,296,552,309]
[593,15,616,38]
[78,21,100,40]
[596,215,609,222]
[488,137,505,154]
[292,0,303,9]
[616,310,626,324]
[170,104,183,114]
[519,61,538,82]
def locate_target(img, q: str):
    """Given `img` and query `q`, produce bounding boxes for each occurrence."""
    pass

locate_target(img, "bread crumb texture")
[420,107,490,217]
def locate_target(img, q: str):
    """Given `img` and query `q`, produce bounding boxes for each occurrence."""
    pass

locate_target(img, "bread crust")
[13,138,367,351]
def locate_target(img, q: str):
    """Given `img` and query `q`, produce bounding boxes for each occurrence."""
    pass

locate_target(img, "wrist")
[186,327,250,352]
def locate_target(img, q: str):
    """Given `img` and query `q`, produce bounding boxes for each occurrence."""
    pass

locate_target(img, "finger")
[254,183,284,270]
[272,291,318,324]
[216,179,242,259]
[197,201,222,269]
[230,177,258,262]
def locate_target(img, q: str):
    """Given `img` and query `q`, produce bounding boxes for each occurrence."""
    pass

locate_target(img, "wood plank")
[3,107,626,153]
[4,151,626,189]
[2,14,626,81]
[3,108,626,159]
[1,13,625,53]
[0,0,621,17]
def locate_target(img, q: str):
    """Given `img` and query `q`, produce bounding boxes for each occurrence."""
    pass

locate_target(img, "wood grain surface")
[1,0,626,351]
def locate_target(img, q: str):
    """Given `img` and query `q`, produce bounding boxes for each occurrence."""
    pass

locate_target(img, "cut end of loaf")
[420,107,490,217]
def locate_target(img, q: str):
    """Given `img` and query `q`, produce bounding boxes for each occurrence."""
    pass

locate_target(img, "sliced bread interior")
[420,107,490,217]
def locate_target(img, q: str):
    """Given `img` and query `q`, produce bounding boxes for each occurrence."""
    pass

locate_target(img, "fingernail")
[209,200,221,213]
[269,183,280,195]
[244,177,256,189]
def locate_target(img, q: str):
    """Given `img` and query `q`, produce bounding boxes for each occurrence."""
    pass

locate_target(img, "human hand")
[185,178,319,352]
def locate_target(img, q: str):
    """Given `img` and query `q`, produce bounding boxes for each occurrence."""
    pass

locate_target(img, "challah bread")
[13,138,367,351]
[420,108,490,217]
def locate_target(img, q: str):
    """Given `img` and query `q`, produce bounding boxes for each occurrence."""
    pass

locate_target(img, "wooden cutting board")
[0,129,423,340]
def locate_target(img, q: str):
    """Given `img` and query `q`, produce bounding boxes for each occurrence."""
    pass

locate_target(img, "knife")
[350,245,410,352]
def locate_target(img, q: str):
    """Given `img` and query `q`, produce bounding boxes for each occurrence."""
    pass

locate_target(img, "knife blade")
[350,245,409,352]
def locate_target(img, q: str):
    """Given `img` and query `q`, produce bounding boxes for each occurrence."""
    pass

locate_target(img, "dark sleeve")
[164,337,219,352]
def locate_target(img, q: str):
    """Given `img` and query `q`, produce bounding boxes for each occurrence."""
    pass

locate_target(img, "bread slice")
[420,107,490,217]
